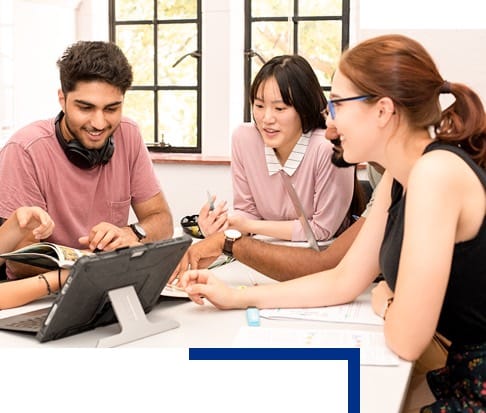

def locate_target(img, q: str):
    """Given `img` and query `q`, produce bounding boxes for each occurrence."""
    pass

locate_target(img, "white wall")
[0,0,14,143]
[2,0,486,224]
[357,0,486,108]
[155,163,232,225]
[12,0,80,131]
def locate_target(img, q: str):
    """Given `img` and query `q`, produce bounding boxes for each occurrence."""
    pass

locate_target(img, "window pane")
[158,23,198,86]
[252,21,291,62]
[115,0,153,21]
[158,91,197,147]
[252,0,291,17]
[251,60,265,85]
[299,0,343,16]
[246,0,349,122]
[116,25,154,85]
[157,0,197,19]
[124,90,155,144]
[298,21,342,85]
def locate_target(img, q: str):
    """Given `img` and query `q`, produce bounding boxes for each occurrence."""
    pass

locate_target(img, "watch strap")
[129,223,146,241]
[223,237,235,257]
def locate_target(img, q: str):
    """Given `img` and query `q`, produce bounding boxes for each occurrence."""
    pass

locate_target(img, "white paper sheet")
[233,326,400,366]
[259,297,384,326]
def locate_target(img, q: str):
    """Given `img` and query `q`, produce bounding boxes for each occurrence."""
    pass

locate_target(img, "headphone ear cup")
[97,136,115,165]
[64,142,100,169]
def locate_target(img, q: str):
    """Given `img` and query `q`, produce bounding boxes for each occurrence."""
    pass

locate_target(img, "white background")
[2,348,349,413]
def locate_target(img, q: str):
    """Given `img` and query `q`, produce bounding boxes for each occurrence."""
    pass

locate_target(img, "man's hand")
[78,222,140,251]
[169,231,226,284]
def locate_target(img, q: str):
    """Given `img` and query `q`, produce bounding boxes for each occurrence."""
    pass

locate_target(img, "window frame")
[108,0,202,153]
[243,0,350,121]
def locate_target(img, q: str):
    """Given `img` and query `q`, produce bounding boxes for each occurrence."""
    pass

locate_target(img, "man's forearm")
[134,198,174,242]
[141,211,173,241]
[232,218,365,281]
[133,193,174,242]
[232,237,331,281]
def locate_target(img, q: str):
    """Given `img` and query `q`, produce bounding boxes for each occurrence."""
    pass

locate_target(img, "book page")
[161,284,189,299]
[233,326,399,366]
[55,245,85,262]
[259,296,384,326]
[0,242,88,269]
[162,255,237,298]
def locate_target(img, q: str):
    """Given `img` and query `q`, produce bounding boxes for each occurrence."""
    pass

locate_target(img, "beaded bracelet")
[38,274,52,295]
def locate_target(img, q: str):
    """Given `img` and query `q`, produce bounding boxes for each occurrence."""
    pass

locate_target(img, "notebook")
[279,170,322,251]
[0,236,191,345]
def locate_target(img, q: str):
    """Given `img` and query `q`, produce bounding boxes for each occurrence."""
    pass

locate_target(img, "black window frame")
[108,0,202,153]
[243,0,350,121]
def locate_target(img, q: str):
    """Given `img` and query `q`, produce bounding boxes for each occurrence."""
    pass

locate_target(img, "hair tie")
[439,81,452,94]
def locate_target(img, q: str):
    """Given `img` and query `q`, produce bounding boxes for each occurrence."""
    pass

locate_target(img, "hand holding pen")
[197,191,229,237]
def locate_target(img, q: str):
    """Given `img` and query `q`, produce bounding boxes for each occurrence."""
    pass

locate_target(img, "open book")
[0,242,90,270]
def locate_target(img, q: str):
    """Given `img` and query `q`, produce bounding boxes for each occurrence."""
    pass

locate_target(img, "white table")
[0,259,412,413]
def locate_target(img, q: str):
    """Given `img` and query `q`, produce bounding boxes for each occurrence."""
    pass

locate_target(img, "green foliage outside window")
[110,0,348,151]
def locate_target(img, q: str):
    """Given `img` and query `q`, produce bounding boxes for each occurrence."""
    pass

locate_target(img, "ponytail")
[435,82,486,168]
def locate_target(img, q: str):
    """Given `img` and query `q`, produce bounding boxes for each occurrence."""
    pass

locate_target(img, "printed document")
[259,296,384,326]
[233,326,399,366]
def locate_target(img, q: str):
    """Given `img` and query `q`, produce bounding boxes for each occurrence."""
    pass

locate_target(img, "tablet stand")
[96,285,180,348]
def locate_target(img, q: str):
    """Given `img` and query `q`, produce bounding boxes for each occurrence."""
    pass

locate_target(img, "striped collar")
[265,132,311,176]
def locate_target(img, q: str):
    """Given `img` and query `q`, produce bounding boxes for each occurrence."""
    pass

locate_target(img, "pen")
[207,255,235,270]
[206,190,215,211]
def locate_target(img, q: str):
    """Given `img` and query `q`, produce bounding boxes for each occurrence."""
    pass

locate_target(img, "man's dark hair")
[57,41,133,95]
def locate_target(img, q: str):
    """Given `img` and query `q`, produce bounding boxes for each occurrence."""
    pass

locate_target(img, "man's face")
[325,125,355,168]
[58,81,124,150]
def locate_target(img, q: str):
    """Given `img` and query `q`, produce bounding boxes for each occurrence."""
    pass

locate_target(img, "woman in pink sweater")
[199,55,355,241]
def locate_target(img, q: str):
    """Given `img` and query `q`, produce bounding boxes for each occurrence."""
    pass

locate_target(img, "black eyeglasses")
[327,95,375,120]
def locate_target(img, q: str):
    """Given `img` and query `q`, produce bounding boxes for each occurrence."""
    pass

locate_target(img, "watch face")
[225,229,241,239]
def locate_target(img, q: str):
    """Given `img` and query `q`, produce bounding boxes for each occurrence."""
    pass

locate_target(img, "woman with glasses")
[197,54,357,242]
[180,34,486,412]
[0,207,68,309]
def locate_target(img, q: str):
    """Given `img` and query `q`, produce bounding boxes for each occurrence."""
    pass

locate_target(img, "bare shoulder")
[408,149,485,241]
[409,149,479,191]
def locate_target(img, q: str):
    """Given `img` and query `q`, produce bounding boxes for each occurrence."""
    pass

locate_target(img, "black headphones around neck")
[54,111,114,169]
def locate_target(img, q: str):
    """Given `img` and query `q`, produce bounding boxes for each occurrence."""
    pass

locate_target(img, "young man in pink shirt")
[0,41,173,278]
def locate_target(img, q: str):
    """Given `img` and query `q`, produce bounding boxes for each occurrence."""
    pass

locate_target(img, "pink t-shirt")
[231,123,354,241]
[0,116,161,248]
